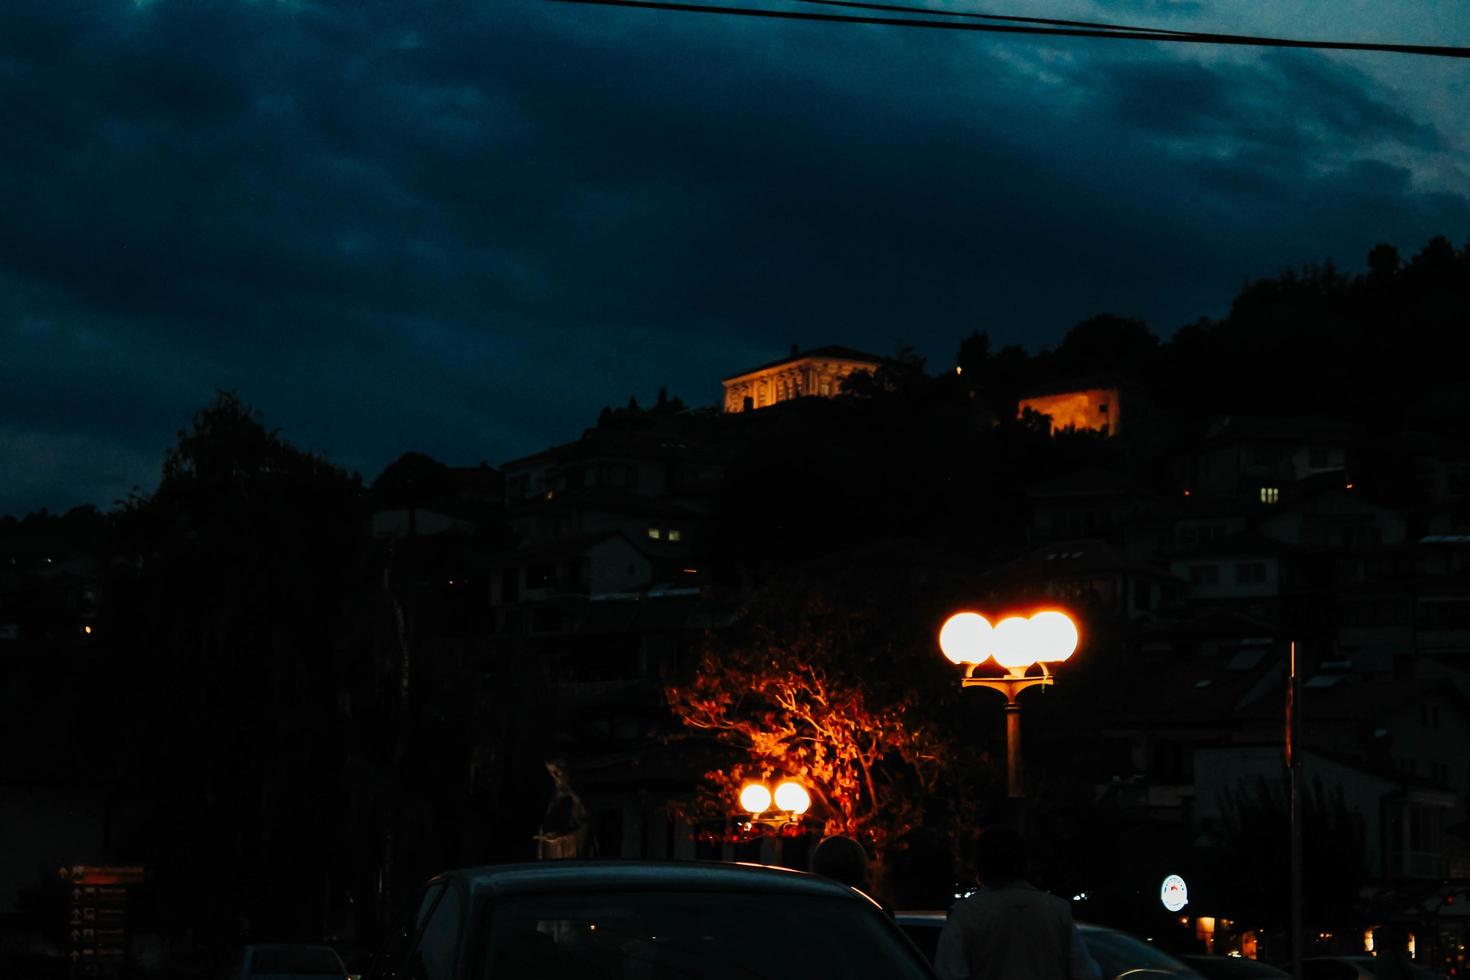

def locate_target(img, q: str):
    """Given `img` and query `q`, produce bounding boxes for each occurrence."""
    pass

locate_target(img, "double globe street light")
[939,609,1080,800]
[739,779,813,829]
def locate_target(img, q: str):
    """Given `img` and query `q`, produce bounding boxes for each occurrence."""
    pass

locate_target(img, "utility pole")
[1288,640,1303,980]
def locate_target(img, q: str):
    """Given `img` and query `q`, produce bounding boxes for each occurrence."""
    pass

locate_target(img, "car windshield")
[481,890,932,980]
[250,947,344,975]
[1083,929,1196,979]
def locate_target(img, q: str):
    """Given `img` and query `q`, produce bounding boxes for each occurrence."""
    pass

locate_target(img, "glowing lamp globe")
[1029,610,1079,663]
[991,616,1037,671]
[740,783,772,815]
[774,781,811,814]
[939,612,993,665]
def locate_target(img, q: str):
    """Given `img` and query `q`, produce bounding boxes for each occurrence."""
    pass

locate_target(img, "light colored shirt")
[934,882,1102,980]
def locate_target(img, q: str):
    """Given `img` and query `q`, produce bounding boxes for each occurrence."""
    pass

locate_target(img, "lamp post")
[939,609,1079,801]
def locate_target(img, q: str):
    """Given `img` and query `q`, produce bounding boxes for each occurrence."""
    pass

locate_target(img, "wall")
[1018,387,1121,435]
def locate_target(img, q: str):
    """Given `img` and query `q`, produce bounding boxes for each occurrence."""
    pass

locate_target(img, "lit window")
[1260,487,1280,504]
[647,528,661,540]
[668,529,682,542]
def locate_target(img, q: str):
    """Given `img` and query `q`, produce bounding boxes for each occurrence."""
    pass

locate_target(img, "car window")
[482,890,932,980]
[367,885,446,980]
[416,884,447,935]
[250,948,345,975]
[414,883,465,980]
[898,921,943,963]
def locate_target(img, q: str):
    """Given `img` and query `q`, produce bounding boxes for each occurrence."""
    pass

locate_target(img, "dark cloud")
[1093,50,1441,155]
[0,0,1465,514]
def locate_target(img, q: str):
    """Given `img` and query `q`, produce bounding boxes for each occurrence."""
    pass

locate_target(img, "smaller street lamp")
[939,609,1079,800]
[738,779,812,830]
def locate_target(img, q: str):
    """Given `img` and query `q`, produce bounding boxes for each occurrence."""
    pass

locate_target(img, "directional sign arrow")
[70,909,82,924]
[72,888,83,901]
[71,929,81,943]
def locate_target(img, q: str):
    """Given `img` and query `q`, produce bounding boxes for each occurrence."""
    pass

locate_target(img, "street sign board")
[84,886,127,907]
[65,864,142,980]
[69,866,145,886]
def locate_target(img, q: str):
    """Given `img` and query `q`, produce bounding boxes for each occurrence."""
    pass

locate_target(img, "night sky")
[3,0,1467,516]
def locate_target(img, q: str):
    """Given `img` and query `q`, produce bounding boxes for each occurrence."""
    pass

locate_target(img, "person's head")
[975,826,1026,886]
[810,835,870,890]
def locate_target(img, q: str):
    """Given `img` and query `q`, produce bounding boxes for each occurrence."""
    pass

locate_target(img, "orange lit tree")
[665,576,967,854]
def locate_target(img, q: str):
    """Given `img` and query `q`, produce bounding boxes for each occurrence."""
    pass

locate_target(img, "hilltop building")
[1019,381,1123,435]
[721,345,884,413]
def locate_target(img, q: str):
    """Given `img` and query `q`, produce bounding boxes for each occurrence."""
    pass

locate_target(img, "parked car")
[895,911,950,963]
[895,912,1202,980]
[1181,955,1290,980]
[1303,956,1440,980]
[235,945,349,980]
[1079,923,1204,980]
[370,861,935,980]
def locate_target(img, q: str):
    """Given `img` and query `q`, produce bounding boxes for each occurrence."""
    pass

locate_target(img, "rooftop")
[722,345,886,382]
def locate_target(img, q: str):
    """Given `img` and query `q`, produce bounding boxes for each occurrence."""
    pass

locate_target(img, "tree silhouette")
[665,575,970,859]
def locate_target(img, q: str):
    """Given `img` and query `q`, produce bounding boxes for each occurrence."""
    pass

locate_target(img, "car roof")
[1304,957,1369,961]
[437,860,860,900]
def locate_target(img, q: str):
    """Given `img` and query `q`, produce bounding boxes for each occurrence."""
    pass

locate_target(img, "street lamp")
[738,779,812,830]
[939,609,1079,800]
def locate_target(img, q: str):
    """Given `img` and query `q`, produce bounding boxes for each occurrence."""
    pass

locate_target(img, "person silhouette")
[809,835,871,892]
[934,826,1099,980]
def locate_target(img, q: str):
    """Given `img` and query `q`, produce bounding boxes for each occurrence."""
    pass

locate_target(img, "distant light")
[82,625,93,635]
[740,783,772,814]
[1074,893,1089,902]
[774,781,811,814]
[1346,483,1355,490]
[1183,489,1191,497]
[955,366,963,376]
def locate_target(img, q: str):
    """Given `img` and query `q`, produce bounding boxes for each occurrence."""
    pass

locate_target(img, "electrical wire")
[545,0,1470,59]
[788,0,1205,37]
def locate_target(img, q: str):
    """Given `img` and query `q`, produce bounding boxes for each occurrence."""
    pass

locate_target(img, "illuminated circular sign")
[1160,875,1189,912]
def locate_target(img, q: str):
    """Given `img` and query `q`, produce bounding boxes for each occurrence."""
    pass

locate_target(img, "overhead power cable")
[789,0,1205,37]
[546,0,1470,59]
